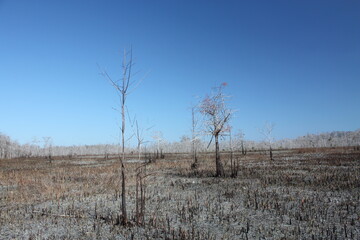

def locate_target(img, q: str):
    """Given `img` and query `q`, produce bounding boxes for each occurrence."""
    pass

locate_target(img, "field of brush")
[0,148,359,239]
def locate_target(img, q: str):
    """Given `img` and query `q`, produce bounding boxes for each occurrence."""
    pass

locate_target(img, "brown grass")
[0,148,359,239]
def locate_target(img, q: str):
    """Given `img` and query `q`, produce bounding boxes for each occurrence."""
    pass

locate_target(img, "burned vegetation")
[0,147,359,239]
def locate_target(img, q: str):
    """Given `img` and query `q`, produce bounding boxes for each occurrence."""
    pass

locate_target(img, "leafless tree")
[152,131,164,160]
[228,127,235,176]
[0,133,11,159]
[199,83,233,177]
[104,144,109,160]
[259,122,275,161]
[134,120,152,161]
[230,130,246,177]
[43,136,53,162]
[100,47,141,225]
[190,105,200,169]
[235,130,246,155]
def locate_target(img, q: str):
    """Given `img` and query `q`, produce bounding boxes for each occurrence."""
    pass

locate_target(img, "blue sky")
[0,0,359,146]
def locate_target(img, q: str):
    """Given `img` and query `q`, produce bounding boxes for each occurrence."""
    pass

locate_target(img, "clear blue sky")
[1,0,359,146]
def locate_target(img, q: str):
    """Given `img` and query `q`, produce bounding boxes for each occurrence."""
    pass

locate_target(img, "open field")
[0,148,359,239]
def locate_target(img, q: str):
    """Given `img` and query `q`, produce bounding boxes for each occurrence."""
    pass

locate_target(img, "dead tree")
[100,48,141,225]
[259,122,275,161]
[43,137,53,163]
[135,163,150,225]
[135,121,144,161]
[104,144,109,160]
[231,130,246,177]
[152,131,163,161]
[199,83,233,177]
[134,120,152,162]
[229,127,236,177]
[191,105,199,169]
[235,130,246,155]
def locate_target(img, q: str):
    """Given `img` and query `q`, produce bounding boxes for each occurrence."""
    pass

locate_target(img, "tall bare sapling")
[100,48,141,225]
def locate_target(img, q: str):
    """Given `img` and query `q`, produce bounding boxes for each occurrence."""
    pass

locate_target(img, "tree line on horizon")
[1,129,359,160]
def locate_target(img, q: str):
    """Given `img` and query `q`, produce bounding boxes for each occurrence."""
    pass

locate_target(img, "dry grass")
[0,148,359,239]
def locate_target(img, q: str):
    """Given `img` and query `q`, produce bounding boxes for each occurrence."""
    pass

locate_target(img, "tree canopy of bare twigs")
[199,82,233,176]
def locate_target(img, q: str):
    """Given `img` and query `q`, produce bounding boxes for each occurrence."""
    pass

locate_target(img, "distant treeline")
[1,129,359,159]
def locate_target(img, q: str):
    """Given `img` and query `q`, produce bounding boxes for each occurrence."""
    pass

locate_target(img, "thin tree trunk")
[191,107,198,167]
[192,140,197,165]
[101,48,137,226]
[135,173,139,224]
[138,144,141,161]
[215,134,224,177]
[121,90,127,225]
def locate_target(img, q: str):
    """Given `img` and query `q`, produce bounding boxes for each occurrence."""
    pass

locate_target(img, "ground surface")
[0,148,359,239]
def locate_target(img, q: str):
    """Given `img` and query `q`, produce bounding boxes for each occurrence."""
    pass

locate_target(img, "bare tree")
[152,131,164,160]
[100,48,140,225]
[230,130,246,177]
[259,122,275,161]
[199,83,233,177]
[134,120,152,161]
[104,144,109,160]
[235,130,246,155]
[43,137,53,162]
[190,105,200,169]
[0,133,11,159]
[228,127,235,176]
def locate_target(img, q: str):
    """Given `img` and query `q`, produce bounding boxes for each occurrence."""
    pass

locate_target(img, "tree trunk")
[194,149,197,164]
[121,94,127,225]
[191,107,198,168]
[215,134,224,177]
[138,144,141,161]
[121,164,127,224]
